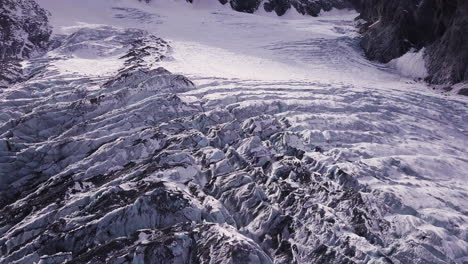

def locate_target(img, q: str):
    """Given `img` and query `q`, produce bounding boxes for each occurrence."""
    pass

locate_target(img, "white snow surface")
[4,0,468,262]
[389,48,429,79]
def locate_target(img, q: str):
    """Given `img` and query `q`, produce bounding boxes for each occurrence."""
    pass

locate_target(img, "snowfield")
[1,0,467,263]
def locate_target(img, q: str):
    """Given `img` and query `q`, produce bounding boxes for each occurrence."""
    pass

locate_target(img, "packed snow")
[389,48,429,79]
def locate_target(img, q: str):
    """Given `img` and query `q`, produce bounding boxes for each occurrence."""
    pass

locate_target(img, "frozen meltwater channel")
[7,0,468,262]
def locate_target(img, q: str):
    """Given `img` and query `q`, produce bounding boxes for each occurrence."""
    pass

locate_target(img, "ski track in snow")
[3,0,468,262]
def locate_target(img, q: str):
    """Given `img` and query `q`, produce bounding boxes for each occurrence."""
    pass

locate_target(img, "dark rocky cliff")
[353,0,468,85]
[0,0,51,87]
[263,0,352,16]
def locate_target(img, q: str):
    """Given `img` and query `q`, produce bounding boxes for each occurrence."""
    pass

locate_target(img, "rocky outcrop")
[142,0,353,16]
[224,0,354,15]
[0,0,51,59]
[225,0,264,13]
[425,0,468,85]
[264,0,353,16]
[354,0,468,86]
[0,0,51,88]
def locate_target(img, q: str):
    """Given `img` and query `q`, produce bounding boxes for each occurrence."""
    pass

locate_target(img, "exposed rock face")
[228,0,264,13]
[264,0,353,16]
[0,0,51,88]
[0,0,51,59]
[354,0,468,85]
[224,0,354,15]
[425,0,468,84]
[142,0,353,16]
[353,0,421,62]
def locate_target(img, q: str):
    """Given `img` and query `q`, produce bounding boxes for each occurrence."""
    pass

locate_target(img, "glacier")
[0,0,467,263]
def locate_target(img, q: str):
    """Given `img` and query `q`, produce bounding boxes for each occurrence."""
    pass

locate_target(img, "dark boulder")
[229,0,263,13]
[264,0,291,16]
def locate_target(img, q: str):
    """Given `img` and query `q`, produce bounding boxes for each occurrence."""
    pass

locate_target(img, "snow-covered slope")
[1,0,467,263]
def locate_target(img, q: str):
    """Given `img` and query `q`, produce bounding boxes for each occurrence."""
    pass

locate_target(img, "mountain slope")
[354,0,468,86]
[142,0,354,16]
[0,0,51,88]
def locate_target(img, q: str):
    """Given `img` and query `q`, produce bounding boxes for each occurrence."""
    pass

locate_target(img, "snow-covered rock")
[0,0,51,88]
